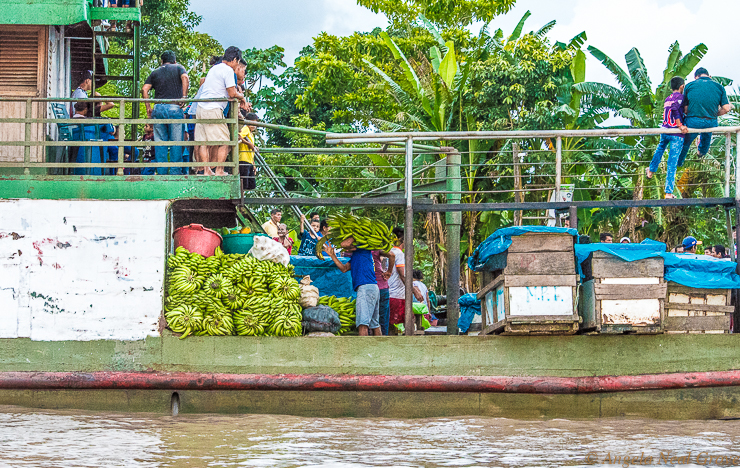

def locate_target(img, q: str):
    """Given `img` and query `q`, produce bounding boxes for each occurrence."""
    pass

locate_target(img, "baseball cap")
[682,236,698,249]
[620,237,631,243]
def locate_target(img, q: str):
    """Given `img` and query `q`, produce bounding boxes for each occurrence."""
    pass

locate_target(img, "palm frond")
[625,48,652,97]
[567,31,588,50]
[416,14,448,54]
[587,45,637,96]
[508,10,531,43]
[379,32,423,97]
[673,43,708,77]
[362,58,416,109]
[535,20,556,38]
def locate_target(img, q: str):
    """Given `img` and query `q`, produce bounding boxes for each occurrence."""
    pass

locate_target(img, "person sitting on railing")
[195,46,251,176]
[677,68,734,168]
[646,77,689,199]
[71,70,115,117]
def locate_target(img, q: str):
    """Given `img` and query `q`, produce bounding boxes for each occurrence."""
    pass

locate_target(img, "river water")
[1,407,739,467]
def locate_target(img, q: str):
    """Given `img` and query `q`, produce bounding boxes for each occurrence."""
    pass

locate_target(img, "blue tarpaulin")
[662,253,740,289]
[574,240,667,264]
[467,226,579,272]
[458,293,481,333]
[290,256,355,299]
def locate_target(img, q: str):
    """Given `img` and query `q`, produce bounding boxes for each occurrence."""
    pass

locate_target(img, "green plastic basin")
[221,233,270,255]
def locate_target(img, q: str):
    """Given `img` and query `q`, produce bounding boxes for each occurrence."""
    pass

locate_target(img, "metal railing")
[0,97,240,175]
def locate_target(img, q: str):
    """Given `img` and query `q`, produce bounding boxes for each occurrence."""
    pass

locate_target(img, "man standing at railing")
[677,68,734,168]
[142,51,189,175]
[195,46,251,176]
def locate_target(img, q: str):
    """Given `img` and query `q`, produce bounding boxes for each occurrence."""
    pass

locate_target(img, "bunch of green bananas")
[318,295,357,335]
[164,304,203,339]
[315,213,396,259]
[165,246,303,338]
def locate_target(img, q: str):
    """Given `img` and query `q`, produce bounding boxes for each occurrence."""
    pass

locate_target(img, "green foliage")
[356,0,516,28]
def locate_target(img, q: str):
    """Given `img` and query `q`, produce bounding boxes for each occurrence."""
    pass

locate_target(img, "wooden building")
[0,0,140,165]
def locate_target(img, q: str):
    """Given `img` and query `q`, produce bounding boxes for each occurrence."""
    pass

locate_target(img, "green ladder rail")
[89,9,141,138]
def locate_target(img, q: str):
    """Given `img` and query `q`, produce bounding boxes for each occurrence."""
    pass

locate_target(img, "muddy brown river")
[1,407,739,467]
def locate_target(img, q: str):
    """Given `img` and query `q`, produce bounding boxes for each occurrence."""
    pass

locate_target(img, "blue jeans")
[678,116,717,167]
[649,134,684,194]
[355,284,380,329]
[379,288,390,335]
[152,104,184,175]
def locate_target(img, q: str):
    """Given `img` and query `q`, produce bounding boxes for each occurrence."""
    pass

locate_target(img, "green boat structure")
[2,0,740,420]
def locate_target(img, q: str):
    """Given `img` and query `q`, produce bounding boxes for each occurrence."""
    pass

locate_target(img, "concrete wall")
[0,199,167,341]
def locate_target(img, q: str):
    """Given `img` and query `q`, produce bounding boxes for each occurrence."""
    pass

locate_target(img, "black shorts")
[239,162,256,191]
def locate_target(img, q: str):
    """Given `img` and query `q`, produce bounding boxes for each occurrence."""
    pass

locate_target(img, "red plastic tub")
[173,224,223,257]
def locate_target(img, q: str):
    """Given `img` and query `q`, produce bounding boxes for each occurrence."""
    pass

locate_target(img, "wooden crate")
[579,251,665,334]
[478,233,579,335]
[664,282,733,334]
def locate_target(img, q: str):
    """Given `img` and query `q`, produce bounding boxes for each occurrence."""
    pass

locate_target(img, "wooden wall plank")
[664,316,731,331]
[594,283,667,300]
[504,252,576,276]
[505,275,577,287]
[591,253,663,278]
[508,233,574,253]
[665,303,735,313]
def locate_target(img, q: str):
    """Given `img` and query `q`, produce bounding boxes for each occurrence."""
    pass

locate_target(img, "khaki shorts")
[194,107,229,142]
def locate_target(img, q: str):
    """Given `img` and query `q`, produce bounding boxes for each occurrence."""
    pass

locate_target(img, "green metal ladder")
[89,7,141,136]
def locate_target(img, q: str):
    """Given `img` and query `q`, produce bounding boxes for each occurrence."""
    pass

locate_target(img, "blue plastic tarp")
[574,240,667,265]
[662,253,740,289]
[290,255,355,299]
[467,226,579,272]
[458,293,481,333]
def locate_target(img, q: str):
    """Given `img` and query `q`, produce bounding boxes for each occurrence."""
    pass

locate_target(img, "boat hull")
[1,333,740,418]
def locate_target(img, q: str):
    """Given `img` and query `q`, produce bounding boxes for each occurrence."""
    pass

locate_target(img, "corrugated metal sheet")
[0,200,168,341]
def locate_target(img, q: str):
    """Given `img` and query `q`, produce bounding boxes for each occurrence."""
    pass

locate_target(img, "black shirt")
[144,63,187,100]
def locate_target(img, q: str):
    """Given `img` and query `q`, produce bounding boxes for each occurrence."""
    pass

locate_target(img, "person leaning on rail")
[676,68,734,167]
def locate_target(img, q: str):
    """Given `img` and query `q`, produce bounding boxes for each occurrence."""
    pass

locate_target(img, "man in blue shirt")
[677,68,733,167]
[324,237,380,336]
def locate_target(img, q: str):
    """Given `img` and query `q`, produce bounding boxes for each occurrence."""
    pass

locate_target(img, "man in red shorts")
[387,227,407,331]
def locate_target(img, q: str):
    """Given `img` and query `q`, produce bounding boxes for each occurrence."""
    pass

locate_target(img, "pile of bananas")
[315,213,396,259]
[165,246,303,338]
[318,295,357,335]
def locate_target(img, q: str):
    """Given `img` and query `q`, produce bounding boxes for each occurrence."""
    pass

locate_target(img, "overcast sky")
[189,0,739,90]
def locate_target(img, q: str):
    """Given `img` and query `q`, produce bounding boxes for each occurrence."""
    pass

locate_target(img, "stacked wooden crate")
[579,251,666,334]
[478,232,579,335]
[664,283,733,333]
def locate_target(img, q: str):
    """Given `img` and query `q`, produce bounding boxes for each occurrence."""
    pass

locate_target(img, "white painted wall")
[0,200,168,341]
[508,286,574,316]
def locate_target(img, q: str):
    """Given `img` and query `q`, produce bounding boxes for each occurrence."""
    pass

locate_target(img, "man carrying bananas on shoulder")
[323,238,392,336]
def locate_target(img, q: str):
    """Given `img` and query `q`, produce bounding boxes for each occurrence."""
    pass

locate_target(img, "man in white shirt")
[194,46,251,176]
[387,227,407,330]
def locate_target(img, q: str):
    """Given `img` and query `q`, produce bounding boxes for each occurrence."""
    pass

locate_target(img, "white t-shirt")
[198,63,236,111]
[387,246,406,299]
[413,280,429,308]
[71,87,88,115]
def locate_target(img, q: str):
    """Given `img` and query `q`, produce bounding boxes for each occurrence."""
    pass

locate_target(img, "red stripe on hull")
[0,371,739,394]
